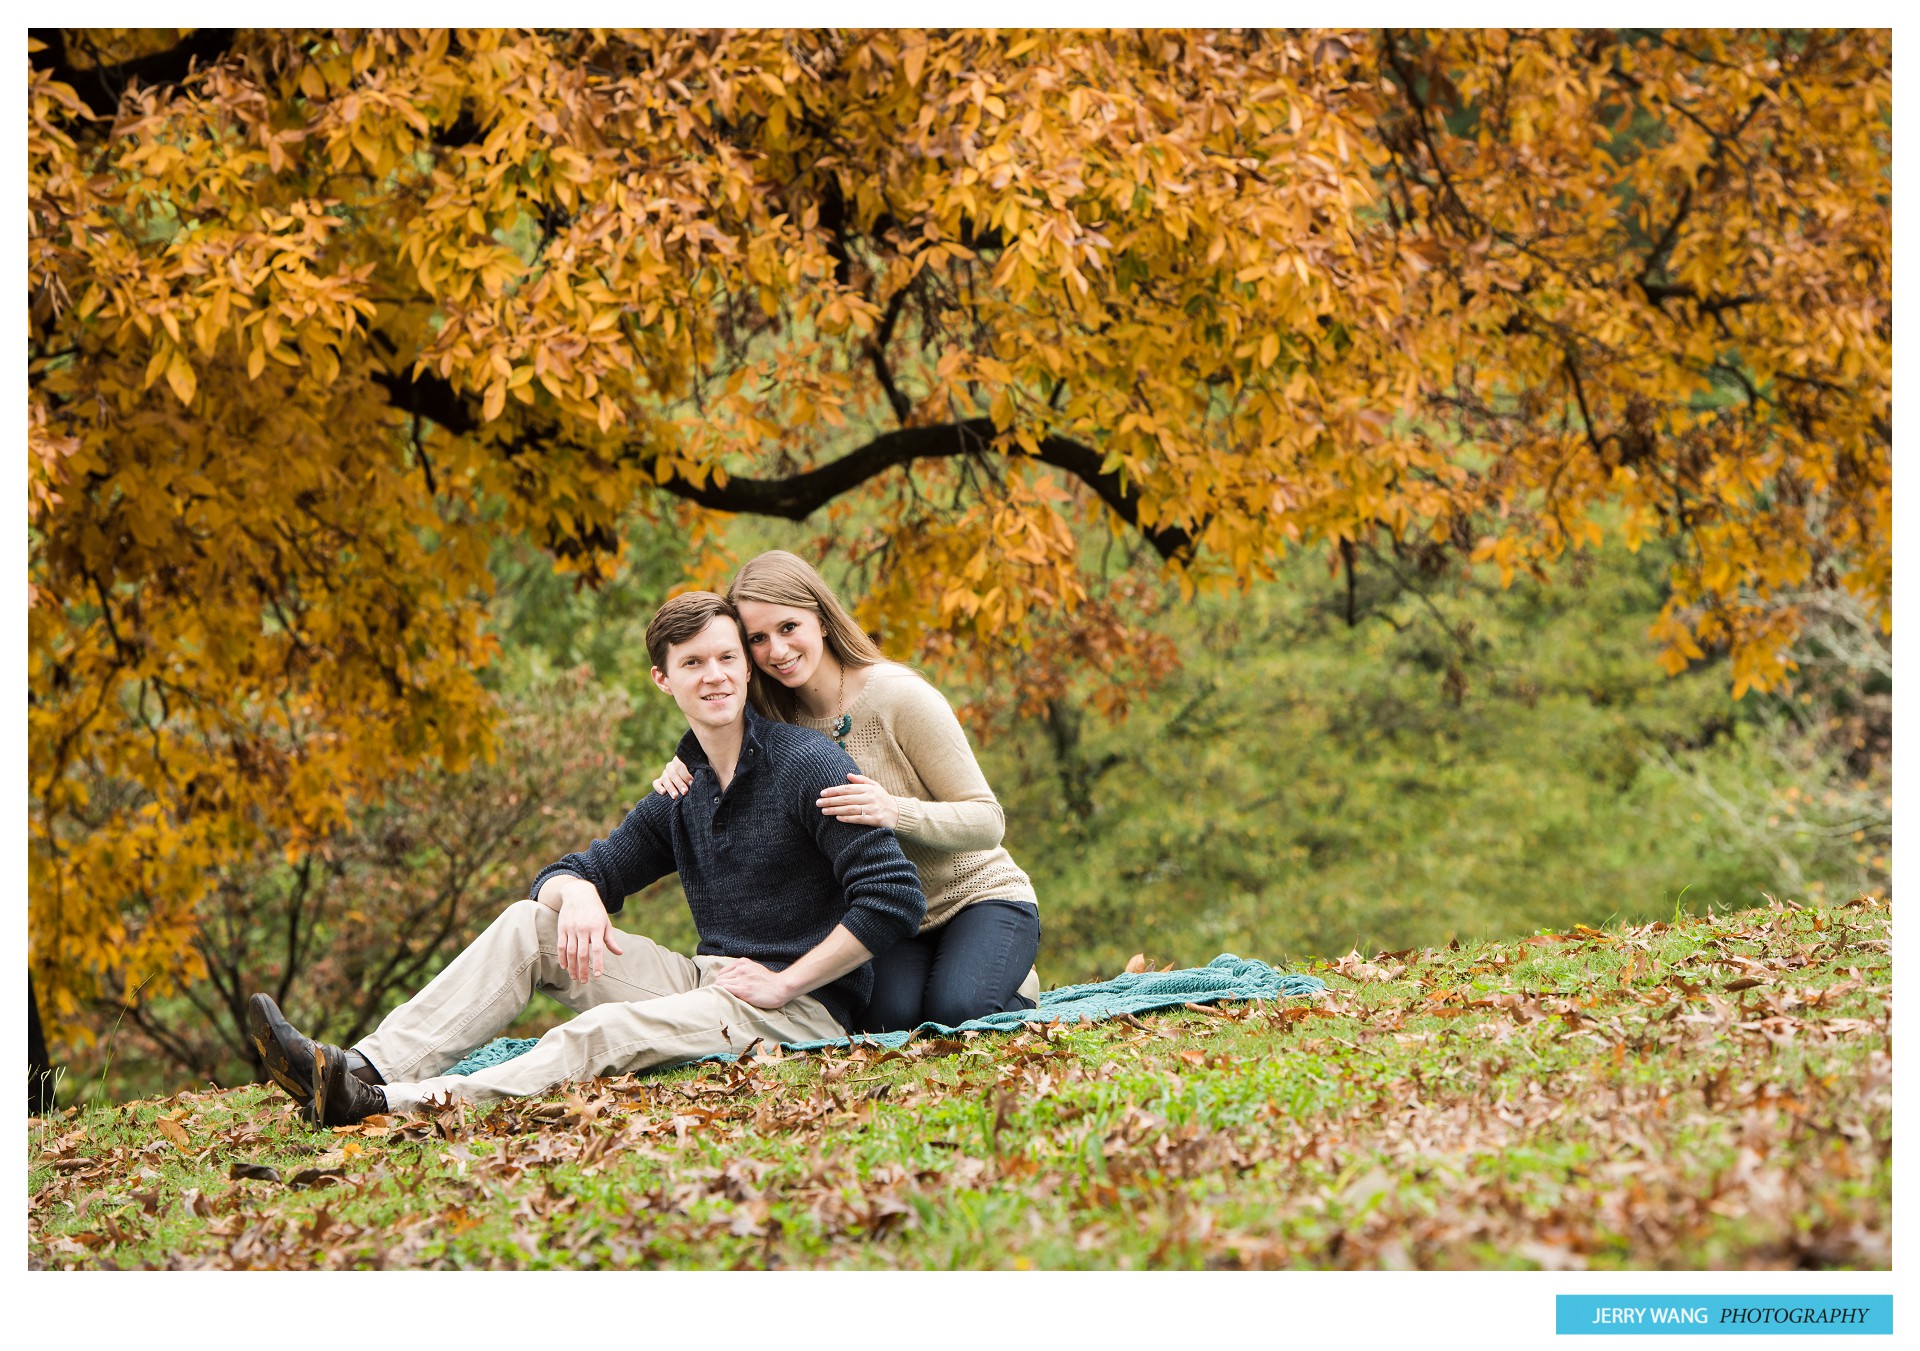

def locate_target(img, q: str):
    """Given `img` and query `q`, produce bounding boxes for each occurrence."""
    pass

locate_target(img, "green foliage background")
[987,547,1794,976]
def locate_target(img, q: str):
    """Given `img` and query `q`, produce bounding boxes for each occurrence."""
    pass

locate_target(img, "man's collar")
[676,705,766,771]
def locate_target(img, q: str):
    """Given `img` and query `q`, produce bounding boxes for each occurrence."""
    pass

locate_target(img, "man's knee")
[509,897,654,950]
[490,897,553,951]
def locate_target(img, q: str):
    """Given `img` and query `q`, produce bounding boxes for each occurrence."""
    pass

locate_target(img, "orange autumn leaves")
[28,30,1890,1043]
[1376,30,1891,700]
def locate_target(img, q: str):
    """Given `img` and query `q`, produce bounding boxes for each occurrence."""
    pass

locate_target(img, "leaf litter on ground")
[28,897,1890,1270]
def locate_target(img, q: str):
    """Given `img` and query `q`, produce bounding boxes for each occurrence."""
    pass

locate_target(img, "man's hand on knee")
[549,878,625,983]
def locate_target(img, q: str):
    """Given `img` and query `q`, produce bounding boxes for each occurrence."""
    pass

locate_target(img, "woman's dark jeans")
[858,898,1041,1033]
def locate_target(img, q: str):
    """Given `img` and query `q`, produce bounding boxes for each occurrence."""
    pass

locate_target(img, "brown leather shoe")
[308,1041,388,1128]
[247,993,315,1108]
[248,994,383,1110]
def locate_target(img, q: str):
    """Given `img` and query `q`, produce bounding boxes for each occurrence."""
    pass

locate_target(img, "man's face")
[651,614,749,732]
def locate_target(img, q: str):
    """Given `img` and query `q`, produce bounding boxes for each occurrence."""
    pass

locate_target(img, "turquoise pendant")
[831,713,852,749]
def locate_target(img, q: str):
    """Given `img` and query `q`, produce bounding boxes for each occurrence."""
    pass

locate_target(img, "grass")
[28,896,1889,1270]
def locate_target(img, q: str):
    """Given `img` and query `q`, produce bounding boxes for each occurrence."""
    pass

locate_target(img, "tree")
[28,29,1889,1053]
[89,669,636,1098]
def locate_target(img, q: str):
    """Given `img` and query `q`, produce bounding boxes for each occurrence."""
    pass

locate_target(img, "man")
[248,591,927,1126]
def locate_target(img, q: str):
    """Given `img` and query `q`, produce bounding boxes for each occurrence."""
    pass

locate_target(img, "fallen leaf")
[1333,950,1391,983]
[288,1166,348,1189]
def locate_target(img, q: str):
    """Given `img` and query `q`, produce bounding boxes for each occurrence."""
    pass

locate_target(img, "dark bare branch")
[869,287,914,425]
[374,370,1199,561]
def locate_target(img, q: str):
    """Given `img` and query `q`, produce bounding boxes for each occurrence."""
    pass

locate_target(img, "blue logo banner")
[1557,1295,1891,1335]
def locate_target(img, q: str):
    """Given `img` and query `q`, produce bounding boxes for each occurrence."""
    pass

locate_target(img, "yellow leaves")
[309,343,340,388]
[902,40,928,89]
[477,256,520,299]
[989,387,1018,431]
[1470,535,1522,589]
[164,350,197,406]
[32,345,506,1018]
[482,379,507,423]
[26,397,80,522]
[973,355,1017,385]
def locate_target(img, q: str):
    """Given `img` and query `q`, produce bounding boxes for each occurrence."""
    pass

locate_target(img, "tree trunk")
[1044,696,1124,825]
[29,972,57,1115]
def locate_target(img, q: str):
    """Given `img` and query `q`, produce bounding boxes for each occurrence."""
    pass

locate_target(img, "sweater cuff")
[528,865,564,904]
[530,864,620,915]
[839,902,914,961]
[892,796,925,841]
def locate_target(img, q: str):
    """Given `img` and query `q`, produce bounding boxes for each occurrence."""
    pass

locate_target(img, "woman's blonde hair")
[727,550,887,723]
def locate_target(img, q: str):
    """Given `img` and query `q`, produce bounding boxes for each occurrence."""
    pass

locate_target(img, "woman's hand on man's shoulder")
[653,755,694,799]
[817,772,901,830]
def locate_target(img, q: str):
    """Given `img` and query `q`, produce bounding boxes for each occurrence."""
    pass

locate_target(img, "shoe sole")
[246,994,314,1108]
[304,1043,331,1129]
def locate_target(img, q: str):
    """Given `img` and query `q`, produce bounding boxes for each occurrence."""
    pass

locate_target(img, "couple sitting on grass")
[249,552,1043,1127]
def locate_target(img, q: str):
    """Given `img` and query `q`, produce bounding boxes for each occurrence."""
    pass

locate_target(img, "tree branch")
[374,370,1199,561]
[28,28,238,120]
[1639,185,1694,286]
[868,287,914,424]
[1564,354,1606,459]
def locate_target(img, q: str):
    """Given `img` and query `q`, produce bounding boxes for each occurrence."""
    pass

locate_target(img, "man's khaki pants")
[355,899,845,1111]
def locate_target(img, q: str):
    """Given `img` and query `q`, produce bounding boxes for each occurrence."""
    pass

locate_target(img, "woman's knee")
[859,980,924,1033]
[921,904,1040,1026]
[859,935,935,1032]
[921,957,1026,1025]
[918,992,973,1027]
[921,986,1017,1027]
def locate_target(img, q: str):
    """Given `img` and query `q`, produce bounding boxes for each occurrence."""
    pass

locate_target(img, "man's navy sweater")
[529,707,927,1031]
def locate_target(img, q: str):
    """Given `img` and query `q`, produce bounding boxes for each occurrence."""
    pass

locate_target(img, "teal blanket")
[441,953,1324,1077]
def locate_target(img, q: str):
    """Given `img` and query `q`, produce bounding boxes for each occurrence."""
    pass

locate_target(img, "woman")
[651,550,1040,1031]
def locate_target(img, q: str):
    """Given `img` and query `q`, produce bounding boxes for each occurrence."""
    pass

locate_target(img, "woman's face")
[735,600,831,688]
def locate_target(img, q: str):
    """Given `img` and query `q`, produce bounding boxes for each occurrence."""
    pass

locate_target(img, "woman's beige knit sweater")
[793,662,1037,931]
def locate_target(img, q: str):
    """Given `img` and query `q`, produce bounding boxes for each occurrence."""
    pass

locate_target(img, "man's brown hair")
[645,591,744,671]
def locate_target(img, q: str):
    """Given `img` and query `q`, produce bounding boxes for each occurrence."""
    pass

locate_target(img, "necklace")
[830,662,852,749]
